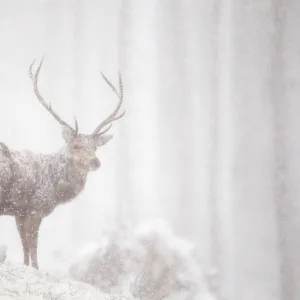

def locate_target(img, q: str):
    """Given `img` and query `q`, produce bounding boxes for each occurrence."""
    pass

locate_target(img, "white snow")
[0,220,218,300]
[0,261,133,300]
[69,233,132,296]
[69,219,218,300]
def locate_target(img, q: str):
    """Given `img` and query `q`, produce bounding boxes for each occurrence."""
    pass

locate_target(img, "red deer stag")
[0,58,125,269]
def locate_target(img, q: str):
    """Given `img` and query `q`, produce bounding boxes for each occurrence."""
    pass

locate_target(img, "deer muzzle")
[89,157,101,170]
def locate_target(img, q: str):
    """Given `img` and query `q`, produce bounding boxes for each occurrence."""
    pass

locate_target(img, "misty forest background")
[0,0,299,300]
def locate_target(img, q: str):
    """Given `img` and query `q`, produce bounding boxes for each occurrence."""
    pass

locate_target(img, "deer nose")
[90,157,100,169]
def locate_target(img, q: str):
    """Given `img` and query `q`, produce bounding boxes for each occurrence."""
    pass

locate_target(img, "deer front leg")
[27,215,43,269]
[15,215,30,266]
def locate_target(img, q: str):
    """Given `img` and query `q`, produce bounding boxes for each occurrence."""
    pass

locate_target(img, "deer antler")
[92,72,126,135]
[29,57,79,136]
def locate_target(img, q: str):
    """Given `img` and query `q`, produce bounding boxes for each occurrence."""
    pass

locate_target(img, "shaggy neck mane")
[42,147,89,204]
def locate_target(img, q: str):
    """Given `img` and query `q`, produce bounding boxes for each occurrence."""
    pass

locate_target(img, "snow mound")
[69,219,218,300]
[0,261,133,300]
[69,234,132,294]
[129,219,212,299]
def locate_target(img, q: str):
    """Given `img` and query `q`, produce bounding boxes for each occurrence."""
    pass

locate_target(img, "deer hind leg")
[27,215,42,269]
[15,215,30,266]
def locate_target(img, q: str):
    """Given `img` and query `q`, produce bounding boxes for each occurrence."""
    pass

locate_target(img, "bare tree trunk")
[180,0,220,275]
[115,0,136,234]
[274,1,300,298]
[118,0,160,228]
[270,0,286,297]
[213,0,236,298]
[216,0,281,299]
[155,0,186,230]
[209,0,232,297]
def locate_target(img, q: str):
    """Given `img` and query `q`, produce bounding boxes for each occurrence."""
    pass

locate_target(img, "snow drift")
[69,219,217,300]
[0,260,132,300]
[69,232,132,295]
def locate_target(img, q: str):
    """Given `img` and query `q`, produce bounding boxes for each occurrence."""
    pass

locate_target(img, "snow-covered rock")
[69,219,218,300]
[69,233,131,294]
[129,219,213,299]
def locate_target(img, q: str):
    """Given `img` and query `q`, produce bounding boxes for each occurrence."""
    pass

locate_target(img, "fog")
[0,0,299,299]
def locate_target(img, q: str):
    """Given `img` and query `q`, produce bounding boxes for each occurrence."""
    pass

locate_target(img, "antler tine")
[29,58,78,134]
[97,123,113,135]
[92,72,126,135]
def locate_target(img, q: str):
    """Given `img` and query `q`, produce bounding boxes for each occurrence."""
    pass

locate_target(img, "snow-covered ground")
[0,220,217,300]
[0,261,132,300]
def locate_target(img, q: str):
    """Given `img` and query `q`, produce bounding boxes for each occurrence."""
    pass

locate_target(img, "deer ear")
[62,126,75,143]
[94,134,113,147]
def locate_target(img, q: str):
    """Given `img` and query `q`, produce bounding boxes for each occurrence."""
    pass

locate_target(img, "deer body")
[0,148,87,217]
[0,146,89,269]
[0,58,125,269]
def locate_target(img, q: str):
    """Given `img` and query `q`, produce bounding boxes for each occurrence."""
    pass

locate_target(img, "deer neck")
[52,149,89,203]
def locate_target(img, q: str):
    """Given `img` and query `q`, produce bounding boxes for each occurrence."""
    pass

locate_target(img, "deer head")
[29,58,125,172]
